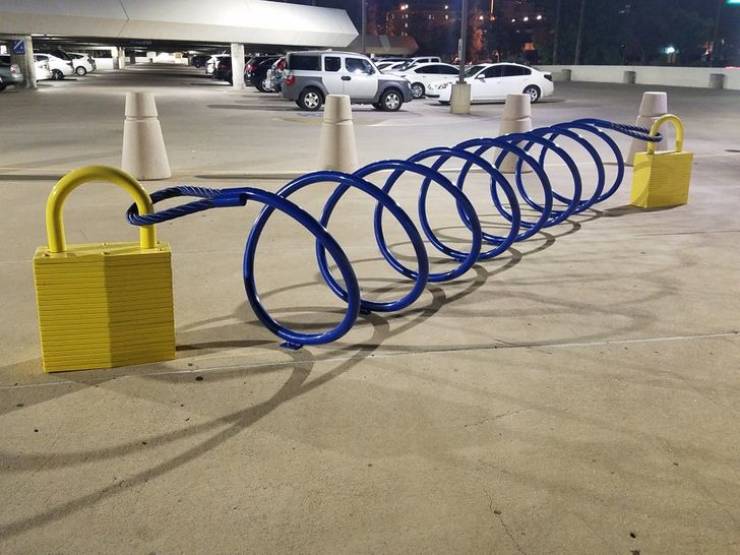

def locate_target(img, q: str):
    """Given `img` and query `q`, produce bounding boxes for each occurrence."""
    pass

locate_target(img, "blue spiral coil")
[127,118,660,349]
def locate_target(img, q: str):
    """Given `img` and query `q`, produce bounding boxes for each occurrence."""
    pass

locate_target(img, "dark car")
[190,54,210,68]
[212,56,250,84]
[246,56,280,90]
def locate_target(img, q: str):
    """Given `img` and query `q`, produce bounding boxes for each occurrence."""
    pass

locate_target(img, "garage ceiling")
[0,0,358,47]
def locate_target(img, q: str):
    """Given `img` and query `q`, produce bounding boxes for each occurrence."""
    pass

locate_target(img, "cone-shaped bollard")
[626,91,668,166]
[121,92,172,180]
[318,94,359,173]
[498,94,532,174]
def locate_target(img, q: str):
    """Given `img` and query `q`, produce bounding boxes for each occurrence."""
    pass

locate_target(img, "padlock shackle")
[647,114,684,155]
[46,166,156,253]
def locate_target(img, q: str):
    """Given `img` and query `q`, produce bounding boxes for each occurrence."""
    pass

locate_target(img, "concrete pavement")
[1,64,739,554]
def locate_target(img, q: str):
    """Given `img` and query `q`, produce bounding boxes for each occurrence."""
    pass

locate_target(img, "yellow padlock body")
[33,241,175,372]
[630,150,693,209]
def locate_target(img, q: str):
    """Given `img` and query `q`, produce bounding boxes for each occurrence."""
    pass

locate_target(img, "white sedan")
[68,53,96,76]
[33,55,52,80]
[388,62,461,99]
[436,63,554,104]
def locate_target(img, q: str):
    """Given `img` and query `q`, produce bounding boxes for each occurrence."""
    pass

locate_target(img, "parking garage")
[1,1,740,554]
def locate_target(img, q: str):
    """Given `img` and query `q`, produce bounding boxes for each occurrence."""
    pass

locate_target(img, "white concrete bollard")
[121,92,172,180]
[497,93,532,174]
[449,82,471,115]
[318,94,358,173]
[626,91,668,166]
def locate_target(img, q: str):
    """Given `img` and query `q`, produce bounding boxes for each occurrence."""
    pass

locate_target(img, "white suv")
[282,51,413,112]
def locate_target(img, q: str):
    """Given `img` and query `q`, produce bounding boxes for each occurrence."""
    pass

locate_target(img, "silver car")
[282,50,413,112]
[0,57,23,91]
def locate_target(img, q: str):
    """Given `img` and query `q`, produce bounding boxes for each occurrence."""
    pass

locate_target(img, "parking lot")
[2,63,740,553]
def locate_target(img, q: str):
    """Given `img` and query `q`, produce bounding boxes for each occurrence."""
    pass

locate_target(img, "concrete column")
[10,36,37,89]
[230,43,245,89]
[117,47,126,70]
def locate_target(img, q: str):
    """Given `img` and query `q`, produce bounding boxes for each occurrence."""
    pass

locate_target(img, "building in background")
[385,2,459,57]
[382,0,547,62]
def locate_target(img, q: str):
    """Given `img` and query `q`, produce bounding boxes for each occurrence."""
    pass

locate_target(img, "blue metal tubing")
[525,124,604,213]
[235,187,362,348]
[409,146,523,260]
[128,185,362,348]
[455,137,557,238]
[353,159,483,281]
[125,119,664,348]
[268,171,430,314]
[566,120,627,203]
[500,129,586,223]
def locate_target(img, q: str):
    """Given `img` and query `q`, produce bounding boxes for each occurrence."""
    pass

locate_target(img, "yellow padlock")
[33,166,175,372]
[630,114,693,209]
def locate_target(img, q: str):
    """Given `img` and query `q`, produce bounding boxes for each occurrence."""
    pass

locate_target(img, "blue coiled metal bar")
[127,118,661,348]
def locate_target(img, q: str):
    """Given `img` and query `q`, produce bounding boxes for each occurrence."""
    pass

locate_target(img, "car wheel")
[410,82,425,99]
[0,80,6,92]
[524,85,541,103]
[380,89,403,112]
[51,70,64,80]
[256,78,269,92]
[299,87,323,111]
[75,66,87,76]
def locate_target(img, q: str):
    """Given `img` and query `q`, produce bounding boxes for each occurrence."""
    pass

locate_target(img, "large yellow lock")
[33,166,175,372]
[630,114,693,209]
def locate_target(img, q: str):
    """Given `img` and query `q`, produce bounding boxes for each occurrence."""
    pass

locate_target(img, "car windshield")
[51,50,72,61]
[464,65,486,77]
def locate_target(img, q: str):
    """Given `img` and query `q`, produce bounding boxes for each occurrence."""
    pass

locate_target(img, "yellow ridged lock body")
[33,166,175,372]
[630,114,693,209]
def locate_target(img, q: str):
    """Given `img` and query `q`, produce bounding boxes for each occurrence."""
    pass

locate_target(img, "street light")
[360,0,366,55]
[458,0,468,82]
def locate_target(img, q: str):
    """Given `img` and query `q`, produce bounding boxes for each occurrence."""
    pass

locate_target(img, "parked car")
[0,54,51,82]
[249,56,281,91]
[68,53,96,76]
[33,55,52,80]
[375,61,397,71]
[0,59,23,91]
[388,62,460,99]
[436,63,553,104]
[190,54,210,68]
[213,57,232,82]
[212,56,251,84]
[389,56,443,73]
[282,50,413,112]
[264,57,287,92]
[243,55,279,87]
[379,61,409,73]
[36,51,74,80]
[206,54,228,75]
